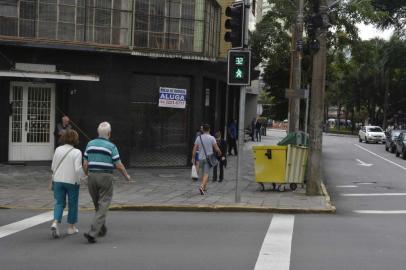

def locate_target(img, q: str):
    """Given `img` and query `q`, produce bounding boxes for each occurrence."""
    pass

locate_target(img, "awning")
[0,70,99,81]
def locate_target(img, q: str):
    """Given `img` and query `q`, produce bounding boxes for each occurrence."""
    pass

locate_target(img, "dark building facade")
[0,0,239,167]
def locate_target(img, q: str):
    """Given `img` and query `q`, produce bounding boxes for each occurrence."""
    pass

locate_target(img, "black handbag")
[199,135,219,167]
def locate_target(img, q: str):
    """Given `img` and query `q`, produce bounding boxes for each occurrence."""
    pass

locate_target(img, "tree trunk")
[306,1,326,196]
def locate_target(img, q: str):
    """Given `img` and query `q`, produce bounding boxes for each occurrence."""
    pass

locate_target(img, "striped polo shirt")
[84,137,121,173]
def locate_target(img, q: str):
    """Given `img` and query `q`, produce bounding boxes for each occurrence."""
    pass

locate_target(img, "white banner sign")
[158,87,187,109]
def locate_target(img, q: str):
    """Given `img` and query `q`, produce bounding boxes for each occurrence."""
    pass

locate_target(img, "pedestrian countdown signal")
[227,50,251,85]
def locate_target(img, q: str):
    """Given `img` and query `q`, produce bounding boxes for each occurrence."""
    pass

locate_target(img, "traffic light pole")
[235,0,250,203]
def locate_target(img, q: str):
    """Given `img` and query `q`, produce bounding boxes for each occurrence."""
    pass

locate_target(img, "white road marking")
[0,211,65,239]
[342,193,406,197]
[353,144,406,171]
[354,210,406,214]
[355,182,375,185]
[355,158,373,167]
[254,214,295,270]
[336,185,358,188]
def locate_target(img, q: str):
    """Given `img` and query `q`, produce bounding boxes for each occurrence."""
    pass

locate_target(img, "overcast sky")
[357,23,394,40]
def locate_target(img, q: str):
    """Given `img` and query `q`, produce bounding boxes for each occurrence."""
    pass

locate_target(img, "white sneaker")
[51,222,60,239]
[67,227,79,235]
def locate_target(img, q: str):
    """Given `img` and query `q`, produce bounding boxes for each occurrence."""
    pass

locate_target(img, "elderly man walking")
[83,122,131,243]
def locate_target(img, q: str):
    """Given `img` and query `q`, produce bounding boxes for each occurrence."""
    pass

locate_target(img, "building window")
[0,0,220,57]
[0,0,132,46]
[203,0,220,58]
[0,0,18,36]
[133,0,218,55]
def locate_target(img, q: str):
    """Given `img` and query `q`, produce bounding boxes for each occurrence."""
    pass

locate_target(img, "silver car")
[359,126,386,143]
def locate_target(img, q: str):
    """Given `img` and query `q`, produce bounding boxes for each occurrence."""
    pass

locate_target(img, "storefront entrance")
[8,82,55,161]
[130,74,190,167]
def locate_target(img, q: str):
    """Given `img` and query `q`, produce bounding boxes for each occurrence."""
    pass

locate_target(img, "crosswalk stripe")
[254,214,295,270]
[0,211,65,239]
[342,193,406,197]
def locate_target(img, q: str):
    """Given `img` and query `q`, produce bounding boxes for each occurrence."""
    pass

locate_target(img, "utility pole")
[381,54,389,130]
[288,0,304,133]
[306,0,327,196]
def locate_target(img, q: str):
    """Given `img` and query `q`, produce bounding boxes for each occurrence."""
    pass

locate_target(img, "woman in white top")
[50,129,84,238]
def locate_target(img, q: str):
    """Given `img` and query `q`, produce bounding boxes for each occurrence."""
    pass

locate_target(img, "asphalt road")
[290,134,406,270]
[2,132,406,270]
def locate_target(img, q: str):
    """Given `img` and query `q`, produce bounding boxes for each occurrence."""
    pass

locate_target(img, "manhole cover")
[158,174,176,178]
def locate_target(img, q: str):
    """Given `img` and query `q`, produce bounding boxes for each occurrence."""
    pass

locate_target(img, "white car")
[358,126,386,143]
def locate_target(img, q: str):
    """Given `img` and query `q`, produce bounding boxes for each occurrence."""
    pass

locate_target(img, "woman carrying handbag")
[50,129,85,238]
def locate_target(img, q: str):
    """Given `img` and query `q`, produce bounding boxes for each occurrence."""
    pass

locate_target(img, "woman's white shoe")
[67,227,79,235]
[51,222,60,238]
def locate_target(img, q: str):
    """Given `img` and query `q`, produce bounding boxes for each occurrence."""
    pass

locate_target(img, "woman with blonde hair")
[50,129,84,238]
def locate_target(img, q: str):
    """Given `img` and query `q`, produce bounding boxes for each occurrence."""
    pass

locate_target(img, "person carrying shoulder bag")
[50,129,85,238]
[191,124,221,195]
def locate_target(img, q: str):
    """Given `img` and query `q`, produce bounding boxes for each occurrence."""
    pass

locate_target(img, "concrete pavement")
[0,129,335,213]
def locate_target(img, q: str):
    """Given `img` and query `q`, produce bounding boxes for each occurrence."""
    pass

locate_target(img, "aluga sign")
[158,87,187,109]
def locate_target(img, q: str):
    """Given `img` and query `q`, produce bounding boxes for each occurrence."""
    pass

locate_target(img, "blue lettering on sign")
[159,93,186,101]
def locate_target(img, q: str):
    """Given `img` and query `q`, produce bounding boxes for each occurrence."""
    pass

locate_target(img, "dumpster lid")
[252,145,287,150]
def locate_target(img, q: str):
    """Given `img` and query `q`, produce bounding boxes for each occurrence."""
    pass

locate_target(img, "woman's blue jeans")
[53,182,80,224]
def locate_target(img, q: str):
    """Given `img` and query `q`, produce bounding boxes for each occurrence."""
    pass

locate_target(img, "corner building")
[0,0,239,167]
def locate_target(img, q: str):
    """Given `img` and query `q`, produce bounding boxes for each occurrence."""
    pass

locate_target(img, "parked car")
[358,126,386,143]
[385,129,406,153]
[395,132,406,159]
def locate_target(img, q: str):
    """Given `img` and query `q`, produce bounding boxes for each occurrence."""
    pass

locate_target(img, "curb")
[108,204,336,214]
[324,132,357,138]
[321,182,336,213]
[0,202,335,214]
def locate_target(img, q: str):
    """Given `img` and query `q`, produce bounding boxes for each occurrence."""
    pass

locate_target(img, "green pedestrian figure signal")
[227,50,251,85]
[235,68,243,78]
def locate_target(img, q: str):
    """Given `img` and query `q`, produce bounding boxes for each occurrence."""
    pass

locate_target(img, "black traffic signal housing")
[304,13,323,54]
[224,2,245,49]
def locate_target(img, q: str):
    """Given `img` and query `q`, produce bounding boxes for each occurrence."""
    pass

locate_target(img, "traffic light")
[304,13,323,54]
[224,2,245,49]
[227,50,251,85]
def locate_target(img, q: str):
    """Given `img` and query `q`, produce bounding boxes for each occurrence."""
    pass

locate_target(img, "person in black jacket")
[213,131,227,182]
[255,117,262,142]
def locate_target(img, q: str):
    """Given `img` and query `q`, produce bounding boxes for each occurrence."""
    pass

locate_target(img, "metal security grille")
[11,86,23,143]
[130,74,190,167]
[26,87,51,143]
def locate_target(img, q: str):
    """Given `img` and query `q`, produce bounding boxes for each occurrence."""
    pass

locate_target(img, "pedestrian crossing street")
[0,211,296,270]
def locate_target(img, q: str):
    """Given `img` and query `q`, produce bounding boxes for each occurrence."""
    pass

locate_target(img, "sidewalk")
[0,130,335,213]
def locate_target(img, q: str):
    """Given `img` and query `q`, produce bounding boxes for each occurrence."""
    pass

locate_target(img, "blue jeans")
[53,182,80,224]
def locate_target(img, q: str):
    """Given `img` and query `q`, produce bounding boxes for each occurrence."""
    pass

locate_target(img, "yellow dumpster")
[253,145,308,191]
[253,145,287,184]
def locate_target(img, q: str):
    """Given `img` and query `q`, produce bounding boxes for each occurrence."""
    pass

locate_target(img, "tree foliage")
[251,0,406,127]
[371,0,406,32]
